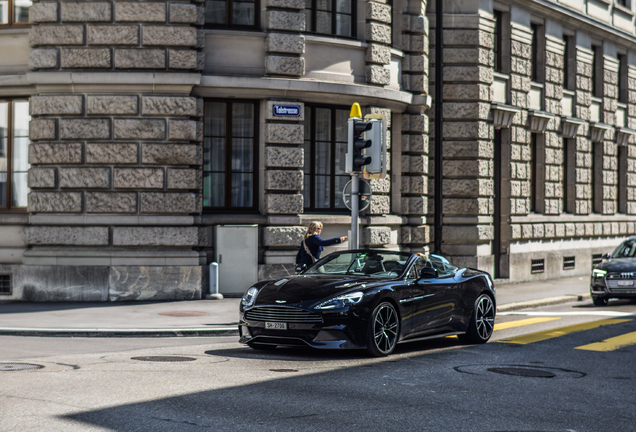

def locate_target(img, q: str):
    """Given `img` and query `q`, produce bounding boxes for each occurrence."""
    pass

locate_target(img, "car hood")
[596,258,636,273]
[254,274,387,306]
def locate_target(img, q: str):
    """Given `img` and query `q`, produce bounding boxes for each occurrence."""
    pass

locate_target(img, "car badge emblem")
[275,300,287,304]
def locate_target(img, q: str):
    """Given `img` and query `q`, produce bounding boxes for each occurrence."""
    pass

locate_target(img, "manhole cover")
[270,369,299,373]
[0,363,44,371]
[454,364,585,379]
[158,311,209,317]
[487,367,555,378]
[131,356,197,362]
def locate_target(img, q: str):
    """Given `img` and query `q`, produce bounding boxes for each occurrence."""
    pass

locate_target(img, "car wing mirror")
[603,253,611,260]
[295,263,307,273]
[419,267,438,279]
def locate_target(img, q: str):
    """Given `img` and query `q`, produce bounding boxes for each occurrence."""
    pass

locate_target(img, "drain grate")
[131,356,197,362]
[488,367,555,378]
[158,311,209,317]
[0,363,44,371]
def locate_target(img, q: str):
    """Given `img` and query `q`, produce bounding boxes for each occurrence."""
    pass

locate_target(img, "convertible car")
[591,236,636,306]
[239,250,496,356]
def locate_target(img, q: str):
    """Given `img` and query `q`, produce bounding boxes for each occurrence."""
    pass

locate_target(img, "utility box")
[214,225,259,296]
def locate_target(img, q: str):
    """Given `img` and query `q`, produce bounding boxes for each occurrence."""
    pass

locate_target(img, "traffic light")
[346,118,373,173]
[362,119,386,180]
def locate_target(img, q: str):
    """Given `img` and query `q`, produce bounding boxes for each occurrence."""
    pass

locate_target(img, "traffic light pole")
[350,174,359,249]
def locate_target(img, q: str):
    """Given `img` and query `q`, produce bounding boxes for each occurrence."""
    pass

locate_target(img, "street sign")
[272,105,301,117]
[342,179,372,211]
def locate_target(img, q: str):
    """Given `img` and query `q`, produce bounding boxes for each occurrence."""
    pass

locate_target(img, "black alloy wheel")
[592,296,609,306]
[366,301,400,357]
[459,294,495,344]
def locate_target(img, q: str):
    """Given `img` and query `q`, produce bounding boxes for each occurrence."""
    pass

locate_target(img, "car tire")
[592,296,609,307]
[458,294,495,344]
[366,301,400,357]
[247,342,277,350]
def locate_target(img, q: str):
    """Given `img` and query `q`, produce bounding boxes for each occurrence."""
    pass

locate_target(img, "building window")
[563,34,575,91]
[618,144,628,214]
[564,138,575,213]
[204,0,258,28]
[494,10,503,72]
[303,0,354,38]
[302,106,349,211]
[530,133,545,214]
[0,0,31,26]
[618,54,628,103]
[592,141,603,214]
[203,100,258,211]
[0,99,30,210]
[616,0,630,8]
[592,45,603,98]
[531,24,543,83]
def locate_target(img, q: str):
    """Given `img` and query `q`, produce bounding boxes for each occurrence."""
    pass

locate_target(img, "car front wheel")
[366,301,400,357]
[592,296,609,307]
[459,294,495,344]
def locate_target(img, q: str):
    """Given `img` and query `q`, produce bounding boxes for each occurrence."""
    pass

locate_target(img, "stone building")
[0,0,635,301]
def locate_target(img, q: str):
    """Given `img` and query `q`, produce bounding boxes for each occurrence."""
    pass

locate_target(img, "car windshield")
[613,240,636,258]
[304,251,413,277]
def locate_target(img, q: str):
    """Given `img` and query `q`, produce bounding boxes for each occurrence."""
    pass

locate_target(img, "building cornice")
[195,75,431,111]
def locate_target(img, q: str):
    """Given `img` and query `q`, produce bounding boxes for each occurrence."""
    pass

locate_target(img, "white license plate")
[265,322,287,330]
[618,280,634,286]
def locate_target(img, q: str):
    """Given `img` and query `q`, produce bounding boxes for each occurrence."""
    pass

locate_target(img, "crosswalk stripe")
[498,311,634,317]
[496,319,632,345]
[575,331,636,352]
[494,317,561,331]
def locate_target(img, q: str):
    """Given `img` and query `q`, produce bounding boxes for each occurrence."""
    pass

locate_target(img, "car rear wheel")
[247,342,277,350]
[366,301,400,357]
[592,296,609,307]
[459,294,495,344]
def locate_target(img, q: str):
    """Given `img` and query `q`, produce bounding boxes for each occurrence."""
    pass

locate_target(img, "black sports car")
[239,250,496,356]
[591,236,636,306]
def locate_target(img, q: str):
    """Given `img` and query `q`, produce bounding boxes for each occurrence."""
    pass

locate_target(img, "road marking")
[575,331,636,352]
[494,317,561,331]
[496,319,632,345]
[498,311,634,317]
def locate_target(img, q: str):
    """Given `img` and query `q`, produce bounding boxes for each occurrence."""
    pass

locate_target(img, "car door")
[402,257,455,336]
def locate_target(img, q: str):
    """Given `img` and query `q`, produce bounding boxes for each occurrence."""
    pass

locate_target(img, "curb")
[497,293,590,313]
[0,327,240,338]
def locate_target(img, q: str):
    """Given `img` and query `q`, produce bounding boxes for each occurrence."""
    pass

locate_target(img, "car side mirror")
[419,267,438,279]
[603,253,611,260]
[295,263,307,273]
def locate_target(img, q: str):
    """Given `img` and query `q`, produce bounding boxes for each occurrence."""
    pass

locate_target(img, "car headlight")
[314,291,364,310]
[592,269,607,278]
[242,287,259,307]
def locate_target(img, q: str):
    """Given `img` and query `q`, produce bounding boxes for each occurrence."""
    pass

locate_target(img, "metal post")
[351,174,359,249]
[205,262,223,300]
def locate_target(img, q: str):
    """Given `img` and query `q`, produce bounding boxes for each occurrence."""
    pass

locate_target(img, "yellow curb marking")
[494,317,561,331]
[496,319,632,345]
[575,331,636,352]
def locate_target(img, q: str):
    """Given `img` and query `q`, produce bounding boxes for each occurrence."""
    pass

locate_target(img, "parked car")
[591,236,636,306]
[239,250,496,356]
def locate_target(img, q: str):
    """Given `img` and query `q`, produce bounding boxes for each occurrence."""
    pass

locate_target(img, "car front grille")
[606,273,636,291]
[244,306,323,324]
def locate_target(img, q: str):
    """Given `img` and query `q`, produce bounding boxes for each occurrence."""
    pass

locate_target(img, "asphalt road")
[2,298,635,432]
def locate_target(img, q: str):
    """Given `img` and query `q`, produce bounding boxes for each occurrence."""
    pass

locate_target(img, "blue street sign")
[273,105,301,117]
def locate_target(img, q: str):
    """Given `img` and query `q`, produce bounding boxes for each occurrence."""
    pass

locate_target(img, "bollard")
[205,262,224,300]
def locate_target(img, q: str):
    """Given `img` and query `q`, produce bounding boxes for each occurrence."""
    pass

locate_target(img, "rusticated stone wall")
[429,13,493,268]
[399,0,429,252]
[25,0,205,300]
[365,0,392,85]
[265,0,305,76]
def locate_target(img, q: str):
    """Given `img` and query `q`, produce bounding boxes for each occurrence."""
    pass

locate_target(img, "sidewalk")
[0,275,590,337]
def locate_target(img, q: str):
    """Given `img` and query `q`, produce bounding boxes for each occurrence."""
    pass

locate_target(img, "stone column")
[365,0,392,86]
[627,65,636,214]
[260,101,305,278]
[429,12,493,269]
[25,0,205,301]
[398,1,429,253]
[543,36,565,215]
[602,56,619,215]
[575,47,593,215]
[265,0,305,76]
[509,23,532,218]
